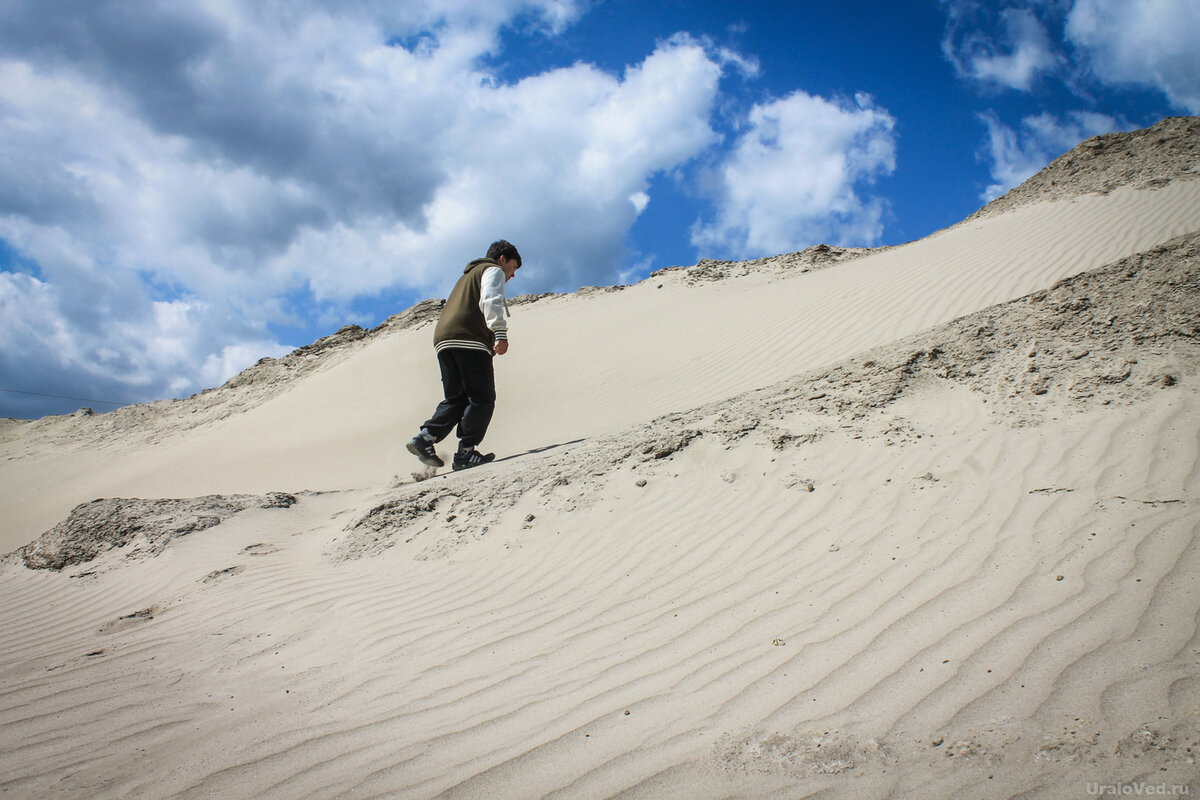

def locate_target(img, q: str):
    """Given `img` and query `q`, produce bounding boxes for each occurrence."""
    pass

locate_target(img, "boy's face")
[498,255,520,280]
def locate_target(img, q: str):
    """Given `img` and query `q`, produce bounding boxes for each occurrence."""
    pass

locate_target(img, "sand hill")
[1,117,1199,799]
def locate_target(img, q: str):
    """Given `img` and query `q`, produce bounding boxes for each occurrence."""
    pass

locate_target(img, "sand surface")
[1,118,1199,798]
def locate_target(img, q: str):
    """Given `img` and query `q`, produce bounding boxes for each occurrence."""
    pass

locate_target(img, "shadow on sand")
[491,438,586,466]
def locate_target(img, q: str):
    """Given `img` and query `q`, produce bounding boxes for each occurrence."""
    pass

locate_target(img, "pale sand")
[1,121,1199,798]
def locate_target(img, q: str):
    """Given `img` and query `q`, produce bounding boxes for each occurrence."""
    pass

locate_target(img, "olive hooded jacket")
[433,258,509,355]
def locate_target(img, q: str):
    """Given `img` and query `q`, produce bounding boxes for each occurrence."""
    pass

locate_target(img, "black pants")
[421,348,496,450]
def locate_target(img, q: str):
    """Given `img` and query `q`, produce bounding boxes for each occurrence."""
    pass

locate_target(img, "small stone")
[635,479,647,488]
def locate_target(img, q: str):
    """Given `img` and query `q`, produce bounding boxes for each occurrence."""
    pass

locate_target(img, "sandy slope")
[3,176,1200,550]
[1,121,1199,799]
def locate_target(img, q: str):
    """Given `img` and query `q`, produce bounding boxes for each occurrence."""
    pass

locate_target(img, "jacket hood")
[464,257,499,275]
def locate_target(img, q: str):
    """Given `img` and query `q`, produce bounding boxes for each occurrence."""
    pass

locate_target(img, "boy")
[407,240,521,470]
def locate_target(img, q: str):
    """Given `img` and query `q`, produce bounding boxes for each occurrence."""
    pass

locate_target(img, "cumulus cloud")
[0,252,292,418]
[978,109,1127,200]
[1066,0,1200,113]
[691,91,896,258]
[942,2,1062,91]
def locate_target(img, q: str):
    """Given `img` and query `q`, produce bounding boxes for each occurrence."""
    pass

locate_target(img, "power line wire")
[0,387,135,407]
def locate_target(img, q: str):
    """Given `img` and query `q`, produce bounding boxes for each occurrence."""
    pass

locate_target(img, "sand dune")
[4,175,1200,549]
[1,118,1199,798]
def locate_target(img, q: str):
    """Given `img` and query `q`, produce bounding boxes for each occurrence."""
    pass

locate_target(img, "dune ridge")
[970,115,1200,220]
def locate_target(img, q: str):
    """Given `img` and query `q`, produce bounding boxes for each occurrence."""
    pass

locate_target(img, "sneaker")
[406,435,444,468]
[453,449,495,471]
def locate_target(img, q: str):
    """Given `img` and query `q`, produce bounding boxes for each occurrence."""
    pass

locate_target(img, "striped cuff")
[435,340,494,355]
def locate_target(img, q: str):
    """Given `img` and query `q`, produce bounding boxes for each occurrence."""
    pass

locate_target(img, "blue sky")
[1,0,1197,418]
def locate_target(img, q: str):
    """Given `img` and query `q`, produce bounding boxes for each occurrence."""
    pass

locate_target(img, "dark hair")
[486,239,521,268]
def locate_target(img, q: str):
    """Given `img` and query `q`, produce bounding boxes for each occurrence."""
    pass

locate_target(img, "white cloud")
[0,222,293,413]
[715,46,761,79]
[978,109,1126,200]
[1066,0,1200,113]
[970,8,1061,90]
[691,91,896,258]
[252,34,724,297]
[942,2,1062,91]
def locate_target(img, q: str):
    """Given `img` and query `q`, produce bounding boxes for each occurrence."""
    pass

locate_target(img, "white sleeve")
[479,266,508,339]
